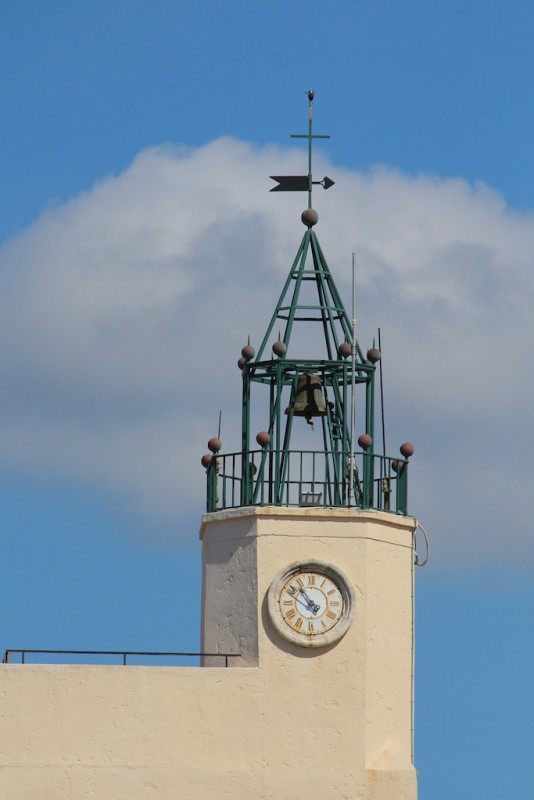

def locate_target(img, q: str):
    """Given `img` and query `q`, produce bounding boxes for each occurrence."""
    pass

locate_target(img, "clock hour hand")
[293,585,320,614]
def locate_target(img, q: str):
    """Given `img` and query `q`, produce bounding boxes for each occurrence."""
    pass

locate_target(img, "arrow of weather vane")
[269,175,335,192]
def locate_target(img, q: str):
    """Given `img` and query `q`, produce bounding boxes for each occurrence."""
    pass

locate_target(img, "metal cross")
[290,89,331,208]
[270,89,334,204]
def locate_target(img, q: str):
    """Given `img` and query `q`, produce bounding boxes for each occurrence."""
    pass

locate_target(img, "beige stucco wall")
[0,507,417,800]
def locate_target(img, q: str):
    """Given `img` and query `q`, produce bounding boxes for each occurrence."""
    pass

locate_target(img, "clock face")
[267,560,355,648]
[279,570,343,636]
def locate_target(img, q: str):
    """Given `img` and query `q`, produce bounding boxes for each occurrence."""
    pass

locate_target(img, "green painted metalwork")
[205,92,410,515]
[206,450,409,514]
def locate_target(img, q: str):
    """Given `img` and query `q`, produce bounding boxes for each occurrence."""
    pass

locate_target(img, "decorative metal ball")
[208,437,222,453]
[391,459,399,473]
[237,356,246,370]
[201,453,212,468]
[338,342,352,359]
[241,344,255,360]
[256,431,271,447]
[301,208,319,228]
[400,442,415,458]
[272,340,287,357]
[358,433,372,450]
[367,347,381,364]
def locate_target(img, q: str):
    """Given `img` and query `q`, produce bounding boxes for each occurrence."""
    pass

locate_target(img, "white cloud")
[1,138,533,568]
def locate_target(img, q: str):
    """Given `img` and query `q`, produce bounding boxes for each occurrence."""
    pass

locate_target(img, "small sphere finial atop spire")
[308,88,314,102]
[301,208,319,228]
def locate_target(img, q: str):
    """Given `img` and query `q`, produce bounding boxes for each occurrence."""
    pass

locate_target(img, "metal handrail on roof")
[2,649,240,667]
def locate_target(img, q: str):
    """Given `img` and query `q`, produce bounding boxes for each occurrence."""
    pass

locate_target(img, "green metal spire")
[205,93,410,516]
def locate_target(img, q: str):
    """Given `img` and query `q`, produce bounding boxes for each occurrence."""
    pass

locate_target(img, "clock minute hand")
[297,586,321,613]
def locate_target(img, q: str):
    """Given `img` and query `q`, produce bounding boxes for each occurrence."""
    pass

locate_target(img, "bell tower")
[200,92,418,800]
[0,94,420,800]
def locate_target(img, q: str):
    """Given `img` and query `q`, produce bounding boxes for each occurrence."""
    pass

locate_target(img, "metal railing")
[2,650,240,667]
[207,449,409,515]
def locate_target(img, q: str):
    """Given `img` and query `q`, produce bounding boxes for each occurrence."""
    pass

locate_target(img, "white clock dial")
[267,560,355,648]
[279,571,343,636]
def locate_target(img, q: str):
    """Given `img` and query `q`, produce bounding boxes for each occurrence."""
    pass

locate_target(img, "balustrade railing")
[206,449,409,515]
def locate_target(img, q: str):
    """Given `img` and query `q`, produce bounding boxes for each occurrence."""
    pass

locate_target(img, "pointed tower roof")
[258,90,362,363]
[254,218,363,364]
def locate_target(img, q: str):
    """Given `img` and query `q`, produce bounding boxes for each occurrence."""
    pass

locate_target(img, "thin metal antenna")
[378,328,386,457]
[348,253,357,507]
[306,89,313,209]
[217,410,222,440]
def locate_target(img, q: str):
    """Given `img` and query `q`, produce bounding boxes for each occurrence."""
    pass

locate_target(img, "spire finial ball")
[208,437,222,453]
[272,340,287,357]
[256,431,271,447]
[400,442,415,458]
[301,208,319,228]
[241,344,255,360]
[358,433,372,450]
[367,348,381,364]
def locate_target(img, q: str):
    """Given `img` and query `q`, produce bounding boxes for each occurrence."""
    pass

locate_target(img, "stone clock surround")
[266,559,356,647]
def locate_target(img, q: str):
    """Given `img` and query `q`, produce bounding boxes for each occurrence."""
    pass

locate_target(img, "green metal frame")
[206,450,409,515]
[205,93,410,516]
[235,223,380,510]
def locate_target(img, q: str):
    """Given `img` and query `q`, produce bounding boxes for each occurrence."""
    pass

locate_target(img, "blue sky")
[2,3,534,798]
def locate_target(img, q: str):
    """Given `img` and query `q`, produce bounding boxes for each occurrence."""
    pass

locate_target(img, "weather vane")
[270,89,335,208]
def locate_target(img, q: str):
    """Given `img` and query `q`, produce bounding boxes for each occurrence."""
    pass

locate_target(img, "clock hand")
[296,587,321,614]
[289,584,321,613]
[290,584,309,606]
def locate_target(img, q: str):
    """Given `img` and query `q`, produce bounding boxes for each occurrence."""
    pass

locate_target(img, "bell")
[286,374,327,424]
